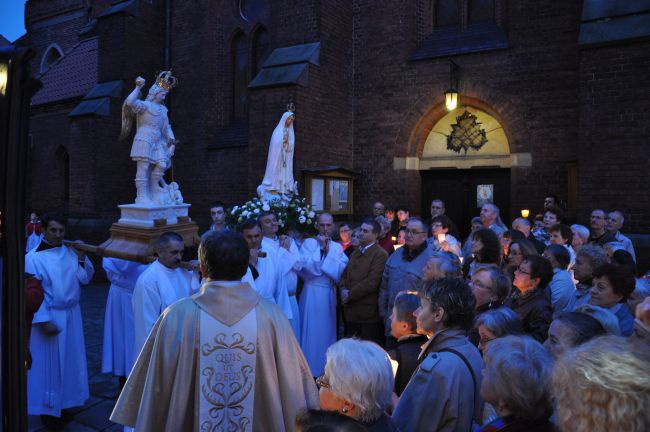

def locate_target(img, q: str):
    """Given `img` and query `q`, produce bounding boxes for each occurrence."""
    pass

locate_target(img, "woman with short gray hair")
[477,335,555,431]
[570,224,590,254]
[318,339,398,431]
[474,307,525,353]
[375,216,395,255]
[422,251,462,282]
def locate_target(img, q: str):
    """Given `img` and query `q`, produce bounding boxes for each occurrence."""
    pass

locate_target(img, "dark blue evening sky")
[0,0,27,43]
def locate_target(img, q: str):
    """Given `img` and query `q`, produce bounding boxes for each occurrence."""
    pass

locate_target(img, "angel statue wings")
[120,71,182,205]
[256,105,297,201]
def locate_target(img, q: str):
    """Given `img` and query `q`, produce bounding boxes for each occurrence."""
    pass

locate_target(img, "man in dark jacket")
[505,255,554,342]
[340,218,388,345]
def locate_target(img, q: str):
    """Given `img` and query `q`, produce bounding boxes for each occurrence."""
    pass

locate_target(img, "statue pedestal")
[98,203,199,263]
[118,203,191,227]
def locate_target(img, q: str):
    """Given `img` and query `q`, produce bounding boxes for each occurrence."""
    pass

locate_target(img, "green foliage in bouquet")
[226,194,318,234]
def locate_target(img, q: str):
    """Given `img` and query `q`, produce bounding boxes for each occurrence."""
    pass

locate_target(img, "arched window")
[469,0,495,24]
[53,146,70,207]
[251,27,270,76]
[231,32,249,120]
[435,0,460,28]
[40,44,64,74]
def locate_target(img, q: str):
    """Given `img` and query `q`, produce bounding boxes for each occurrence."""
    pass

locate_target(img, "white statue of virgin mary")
[257,110,297,201]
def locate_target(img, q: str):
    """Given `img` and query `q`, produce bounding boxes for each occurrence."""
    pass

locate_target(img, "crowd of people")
[22,195,650,431]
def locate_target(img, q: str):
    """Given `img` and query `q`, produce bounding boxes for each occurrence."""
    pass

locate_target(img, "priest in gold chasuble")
[110,231,319,431]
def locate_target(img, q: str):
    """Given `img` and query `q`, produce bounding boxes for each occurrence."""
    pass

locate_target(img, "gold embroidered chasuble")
[110,281,319,431]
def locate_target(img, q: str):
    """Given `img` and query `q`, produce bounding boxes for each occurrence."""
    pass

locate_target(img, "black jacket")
[388,334,429,396]
[504,288,552,343]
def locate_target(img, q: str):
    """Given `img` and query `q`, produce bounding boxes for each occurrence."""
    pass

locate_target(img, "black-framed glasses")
[515,266,531,275]
[316,374,330,390]
[405,229,427,236]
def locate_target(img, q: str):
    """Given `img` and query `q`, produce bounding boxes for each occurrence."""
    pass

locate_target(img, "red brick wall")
[577,41,650,232]
[351,0,583,223]
[22,0,650,239]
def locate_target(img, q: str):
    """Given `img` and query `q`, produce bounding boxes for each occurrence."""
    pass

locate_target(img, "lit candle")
[521,209,530,218]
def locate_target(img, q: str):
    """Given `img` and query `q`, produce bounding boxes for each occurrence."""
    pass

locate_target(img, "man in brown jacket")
[340,218,388,345]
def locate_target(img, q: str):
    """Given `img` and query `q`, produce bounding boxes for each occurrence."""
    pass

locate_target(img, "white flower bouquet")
[227,193,317,234]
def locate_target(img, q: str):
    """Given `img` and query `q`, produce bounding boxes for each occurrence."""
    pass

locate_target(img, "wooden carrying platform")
[97,218,199,264]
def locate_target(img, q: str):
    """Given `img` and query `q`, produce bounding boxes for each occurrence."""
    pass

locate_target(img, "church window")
[252,27,270,76]
[231,32,249,120]
[435,0,460,28]
[40,44,64,74]
[469,0,495,24]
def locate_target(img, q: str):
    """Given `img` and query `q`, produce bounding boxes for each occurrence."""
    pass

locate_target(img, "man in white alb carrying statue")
[110,231,318,431]
[25,213,94,427]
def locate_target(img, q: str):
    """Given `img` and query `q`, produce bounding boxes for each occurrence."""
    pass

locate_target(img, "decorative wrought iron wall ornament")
[446,110,489,153]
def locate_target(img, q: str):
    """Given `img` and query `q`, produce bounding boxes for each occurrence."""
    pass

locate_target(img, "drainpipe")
[164,0,171,69]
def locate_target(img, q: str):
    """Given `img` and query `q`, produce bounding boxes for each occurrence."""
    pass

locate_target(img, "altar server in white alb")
[259,211,303,338]
[25,213,94,426]
[132,232,200,357]
[239,218,293,319]
[299,213,349,376]
[101,257,147,381]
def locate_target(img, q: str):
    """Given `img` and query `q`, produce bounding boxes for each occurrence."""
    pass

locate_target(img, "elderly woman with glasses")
[468,265,512,346]
[317,338,398,431]
[477,336,555,432]
[504,255,554,342]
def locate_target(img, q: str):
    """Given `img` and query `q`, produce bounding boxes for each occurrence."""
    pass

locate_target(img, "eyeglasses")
[405,229,427,236]
[515,266,531,275]
[479,336,496,347]
[316,374,330,390]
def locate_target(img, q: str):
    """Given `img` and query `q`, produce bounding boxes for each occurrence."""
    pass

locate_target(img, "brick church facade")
[16,1,650,244]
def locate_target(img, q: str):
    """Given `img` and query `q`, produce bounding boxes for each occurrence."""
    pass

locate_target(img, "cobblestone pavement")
[29,282,124,432]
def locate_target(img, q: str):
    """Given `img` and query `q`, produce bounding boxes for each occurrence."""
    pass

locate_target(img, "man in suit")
[340,218,389,345]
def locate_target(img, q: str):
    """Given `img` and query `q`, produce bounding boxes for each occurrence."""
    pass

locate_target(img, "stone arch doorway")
[419,105,512,239]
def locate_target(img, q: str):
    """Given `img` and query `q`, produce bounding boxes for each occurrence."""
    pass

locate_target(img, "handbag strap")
[439,347,480,426]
